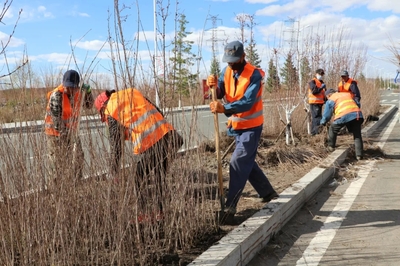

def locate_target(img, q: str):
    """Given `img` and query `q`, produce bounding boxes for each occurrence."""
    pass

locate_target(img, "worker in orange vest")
[308,68,326,136]
[321,88,364,160]
[338,70,361,107]
[207,41,278,225]
[94,88,183,220]
[44,69,93,185]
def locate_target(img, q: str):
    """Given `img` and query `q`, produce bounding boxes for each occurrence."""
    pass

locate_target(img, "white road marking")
[296,112,398,266]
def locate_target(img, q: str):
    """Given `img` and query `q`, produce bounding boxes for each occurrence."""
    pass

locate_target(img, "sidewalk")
[188,104,398,266]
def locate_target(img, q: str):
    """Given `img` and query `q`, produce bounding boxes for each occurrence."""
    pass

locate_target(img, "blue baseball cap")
[325,88,336,97]
[63,69,80,88]
[222,41,244,63]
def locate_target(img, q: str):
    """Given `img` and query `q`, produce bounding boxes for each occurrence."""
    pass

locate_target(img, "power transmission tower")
[283,17,299,54]
[207,15,224,59]
[206,15,225,76]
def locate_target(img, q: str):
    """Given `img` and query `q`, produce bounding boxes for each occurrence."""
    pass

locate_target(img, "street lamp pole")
[154,0,160,107]
[297,24,310,95]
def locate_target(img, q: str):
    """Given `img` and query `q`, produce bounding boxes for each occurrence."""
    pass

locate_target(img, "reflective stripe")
[224,64,265,130]
[308,78,325,104]
[337,78,356,98]
[330,92,360,120]
[44,85,81,136]
[104,88,175,154]
[229,109,263,122]
[130,108,159,128]
[131,119,168,149]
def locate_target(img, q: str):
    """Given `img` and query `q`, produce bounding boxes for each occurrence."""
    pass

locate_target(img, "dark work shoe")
[219,212,235,225]
[261,191,279,203]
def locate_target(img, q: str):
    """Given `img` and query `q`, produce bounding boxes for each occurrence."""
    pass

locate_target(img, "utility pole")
[297,24,310,94]
[153,0,160,107]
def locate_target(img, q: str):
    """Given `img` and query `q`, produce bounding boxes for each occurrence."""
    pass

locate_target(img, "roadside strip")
[189,104,398,266]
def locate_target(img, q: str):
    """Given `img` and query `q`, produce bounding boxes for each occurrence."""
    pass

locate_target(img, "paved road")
[380,90,400,106]
[0,107,229,198]
[248,99,400,265]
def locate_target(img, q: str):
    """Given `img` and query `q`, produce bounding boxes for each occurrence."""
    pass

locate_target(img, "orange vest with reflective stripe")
[44,85,82,136]
[104,88,174,154]
[329,92,360,121]
[224,64,264,130]
[338,78,357,98]
[308,78,325,104]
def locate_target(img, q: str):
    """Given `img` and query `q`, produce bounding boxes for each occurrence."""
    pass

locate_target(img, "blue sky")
[1,0,400,87]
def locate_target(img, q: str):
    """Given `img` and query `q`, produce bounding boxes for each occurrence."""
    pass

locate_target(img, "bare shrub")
[0,4,384,265]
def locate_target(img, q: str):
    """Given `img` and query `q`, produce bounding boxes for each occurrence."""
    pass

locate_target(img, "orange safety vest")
[329,92,360,121]
[338,78,357,99]
[223,64,264,130]
[44,84,83,136]
[308,78,325,104]
[104,88,175,154]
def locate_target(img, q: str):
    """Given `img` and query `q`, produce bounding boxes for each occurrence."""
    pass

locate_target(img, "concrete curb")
[189,104,398,266]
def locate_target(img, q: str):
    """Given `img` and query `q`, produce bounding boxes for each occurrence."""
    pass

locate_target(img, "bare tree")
[0,0,28,82]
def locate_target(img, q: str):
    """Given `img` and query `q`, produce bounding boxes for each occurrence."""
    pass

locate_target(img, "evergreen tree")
[265,58,280,92]
[280,53,298,89]
[299,56,311,94]
[358,72,366,83]
[170,14,197,100]
[210,56,221,76]
[245,42,261,68]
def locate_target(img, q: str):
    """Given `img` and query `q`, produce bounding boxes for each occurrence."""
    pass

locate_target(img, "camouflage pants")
[46,135,84,187]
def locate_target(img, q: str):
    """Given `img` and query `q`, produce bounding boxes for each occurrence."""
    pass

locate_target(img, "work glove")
[320,84,326,89]
[81,83,91,94]
[318,124,326,133]
[206,75,217,88]
[209,101,225,113]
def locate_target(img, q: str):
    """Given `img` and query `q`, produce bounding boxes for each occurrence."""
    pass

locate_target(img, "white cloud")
[367,0,400,13]
[73,39,108,51]
[0,31,25,48]
[37,6,54,18]
[96,49,153,62]
[29,53,78,65]
[3,6,15,19]
[78,13,90,18]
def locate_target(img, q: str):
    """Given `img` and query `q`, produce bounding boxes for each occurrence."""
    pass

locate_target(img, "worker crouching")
[94,88,183,220]
[321,88,364,160]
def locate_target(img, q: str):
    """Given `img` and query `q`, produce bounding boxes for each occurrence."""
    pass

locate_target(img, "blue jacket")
[320,98,363,125]
[216,62,264,136]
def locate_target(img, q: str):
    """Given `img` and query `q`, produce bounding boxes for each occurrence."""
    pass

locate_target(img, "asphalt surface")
[247,109,400,265]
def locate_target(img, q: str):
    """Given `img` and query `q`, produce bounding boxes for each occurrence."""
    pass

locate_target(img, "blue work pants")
[226,126,275,210]
[310,104,323,135]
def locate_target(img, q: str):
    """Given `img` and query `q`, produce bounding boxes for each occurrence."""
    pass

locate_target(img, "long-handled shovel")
[210,85,225,221]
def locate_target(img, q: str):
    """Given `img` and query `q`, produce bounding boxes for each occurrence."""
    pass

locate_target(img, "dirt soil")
[176,124,386,266]
[172,129,338,265]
